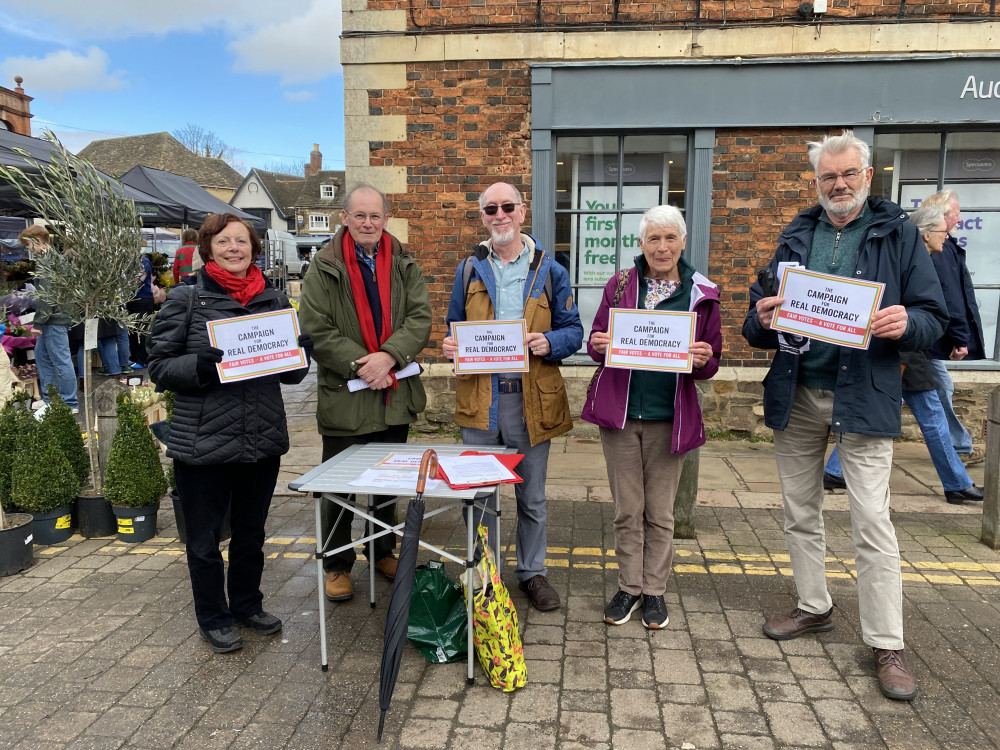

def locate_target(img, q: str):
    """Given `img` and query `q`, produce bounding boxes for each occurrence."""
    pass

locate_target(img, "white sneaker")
[33,402,48,420]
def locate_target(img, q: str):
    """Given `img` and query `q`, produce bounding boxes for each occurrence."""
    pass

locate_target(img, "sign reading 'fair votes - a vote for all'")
[771,268,885,349]
[606,309,696,373]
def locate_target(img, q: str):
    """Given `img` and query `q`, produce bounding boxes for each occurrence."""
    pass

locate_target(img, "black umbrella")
[377,448,437,742]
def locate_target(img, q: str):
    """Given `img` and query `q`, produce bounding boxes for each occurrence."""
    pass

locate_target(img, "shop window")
[555,134,688,351]
[873,130,1000,363]
[308,214,330,231]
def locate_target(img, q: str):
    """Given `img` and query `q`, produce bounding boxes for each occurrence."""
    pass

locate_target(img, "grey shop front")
[530,56,1000,365]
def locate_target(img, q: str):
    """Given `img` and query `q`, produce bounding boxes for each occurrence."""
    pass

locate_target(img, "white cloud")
[0,46,125,95]
[229,2,342,85]
[283,90,317,103]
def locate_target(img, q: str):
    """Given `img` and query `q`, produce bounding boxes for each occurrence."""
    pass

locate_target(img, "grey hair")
[478,183,523,209]
[922,190,960,216]
[807,129,871,171]
[638,205,687,242]
[908,205,946,236]
[343,183,390,215]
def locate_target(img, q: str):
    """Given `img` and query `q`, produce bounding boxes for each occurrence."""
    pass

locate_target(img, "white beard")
[818,182,870,218]
[490,226,518,246]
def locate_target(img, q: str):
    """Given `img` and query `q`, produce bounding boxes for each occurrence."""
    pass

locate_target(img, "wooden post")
[95,379,129,482]
[674,448,700,539]
[981,386,1000,549]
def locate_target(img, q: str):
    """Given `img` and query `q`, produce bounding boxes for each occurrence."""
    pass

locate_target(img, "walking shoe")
[641,594,669,629]
[519,575,561,611]
[199,626,243,653]
[604,590,641,625]
[236,611,282,635]
[128,362,145,370]
[762,606,834,641]
[325,572,353,601]
[873,648,918,701]
[959,447,986,466]
[823,471,847,491]
[374,554,398,581]
[945,484,984,504]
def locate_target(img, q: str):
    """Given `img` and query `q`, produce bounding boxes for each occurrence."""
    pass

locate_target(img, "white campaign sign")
[606,309,695,372]
[451,320,529,375]
[207,308,307,383]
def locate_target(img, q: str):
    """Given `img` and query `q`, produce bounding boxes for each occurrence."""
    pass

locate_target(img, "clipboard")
[435,451,524,489]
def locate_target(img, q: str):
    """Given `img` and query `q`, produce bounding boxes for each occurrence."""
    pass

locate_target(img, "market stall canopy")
[0,130,187,226]
[121,165,267,233]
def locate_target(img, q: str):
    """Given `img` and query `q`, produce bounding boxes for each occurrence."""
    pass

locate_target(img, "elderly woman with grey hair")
[581,205,722,629]
[823,204,983,504]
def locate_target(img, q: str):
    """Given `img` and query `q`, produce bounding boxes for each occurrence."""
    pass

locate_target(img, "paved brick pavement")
[1,374,997,749]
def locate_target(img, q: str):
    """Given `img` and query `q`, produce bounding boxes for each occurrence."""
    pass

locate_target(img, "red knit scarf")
[204,261,266,307]
[342,231,395,395]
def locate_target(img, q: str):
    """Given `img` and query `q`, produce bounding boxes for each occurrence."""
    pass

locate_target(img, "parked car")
[264,229,309,278]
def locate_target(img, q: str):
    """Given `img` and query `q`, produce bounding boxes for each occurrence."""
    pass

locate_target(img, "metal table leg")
[315,492,328,671]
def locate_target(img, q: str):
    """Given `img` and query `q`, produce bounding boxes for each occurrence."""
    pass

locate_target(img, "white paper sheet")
[348,468,442,492]
[436,455,517,486]
[347,361,422,392]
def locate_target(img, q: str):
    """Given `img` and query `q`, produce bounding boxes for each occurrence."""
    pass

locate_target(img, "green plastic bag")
[407,561,469,664]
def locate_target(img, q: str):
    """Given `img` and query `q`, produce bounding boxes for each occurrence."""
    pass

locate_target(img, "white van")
[264,229,309,278]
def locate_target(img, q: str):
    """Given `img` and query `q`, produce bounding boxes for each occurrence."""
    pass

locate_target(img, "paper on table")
[347,361,422,392]
[348,468,442,491]
[436,455,517,486]
[374,453,423,469]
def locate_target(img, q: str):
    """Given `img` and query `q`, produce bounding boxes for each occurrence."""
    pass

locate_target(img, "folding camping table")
[289,442,513,683]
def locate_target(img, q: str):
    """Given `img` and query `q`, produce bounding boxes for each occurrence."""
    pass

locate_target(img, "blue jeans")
[78,324,131,377]
[825,389,973,492]
[928,358,973,454]
[34,323,78,408]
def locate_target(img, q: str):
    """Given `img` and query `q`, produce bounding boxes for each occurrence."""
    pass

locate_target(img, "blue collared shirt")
[488,243,530,321]
[355,242,377,276]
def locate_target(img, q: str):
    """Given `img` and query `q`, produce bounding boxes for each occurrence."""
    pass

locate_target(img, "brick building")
[0,76,32,136]
[340,2,1000,435]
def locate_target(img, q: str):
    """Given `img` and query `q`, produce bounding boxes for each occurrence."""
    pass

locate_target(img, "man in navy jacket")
[744,131,947,702]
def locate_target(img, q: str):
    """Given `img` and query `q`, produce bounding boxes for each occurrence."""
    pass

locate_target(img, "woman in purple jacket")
[582,205,722,629]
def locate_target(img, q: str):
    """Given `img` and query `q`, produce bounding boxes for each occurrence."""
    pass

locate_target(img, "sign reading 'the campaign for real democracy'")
[606,309,696,373]
[771,267,885,349]
[451,319,529,375]
[207,308,308,383]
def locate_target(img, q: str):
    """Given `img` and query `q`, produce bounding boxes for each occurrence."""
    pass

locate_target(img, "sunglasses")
[482,202,520,216]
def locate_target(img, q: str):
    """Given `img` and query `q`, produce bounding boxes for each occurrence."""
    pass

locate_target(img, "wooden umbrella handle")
[416,449,438,495]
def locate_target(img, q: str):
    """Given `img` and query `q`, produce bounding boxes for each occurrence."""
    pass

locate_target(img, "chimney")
[307,143,322,176]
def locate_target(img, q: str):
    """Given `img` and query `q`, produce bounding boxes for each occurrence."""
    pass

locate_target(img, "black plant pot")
[77,494,117,538]
[172,492,231,544]
[112,502,159,543]
[0,513,34,576]
[30,505,74,545]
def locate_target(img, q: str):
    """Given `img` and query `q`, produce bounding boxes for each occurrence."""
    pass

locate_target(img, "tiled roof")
[78,132,242,189]
[294,170,345,210]
[254,170,308,215]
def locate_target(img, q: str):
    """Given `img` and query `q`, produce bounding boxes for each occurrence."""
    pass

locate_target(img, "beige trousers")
[772,386,904,650]
[601,420,685,596]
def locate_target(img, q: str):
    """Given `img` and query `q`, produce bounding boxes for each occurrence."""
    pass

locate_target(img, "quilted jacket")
[147,273,308,465]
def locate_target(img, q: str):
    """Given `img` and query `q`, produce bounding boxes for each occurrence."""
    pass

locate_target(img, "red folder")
[435,451,524,489]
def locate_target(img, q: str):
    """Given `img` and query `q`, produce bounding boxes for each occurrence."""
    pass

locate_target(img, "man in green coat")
[299,184,431,602]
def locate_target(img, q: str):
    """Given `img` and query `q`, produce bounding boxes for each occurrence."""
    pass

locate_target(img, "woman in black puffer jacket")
[148,213,311,654]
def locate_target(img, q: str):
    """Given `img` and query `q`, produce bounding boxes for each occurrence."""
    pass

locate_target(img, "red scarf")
[204,261,266,307]
[342,231,396,393]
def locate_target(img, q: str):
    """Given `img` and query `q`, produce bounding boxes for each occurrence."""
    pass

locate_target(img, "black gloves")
[298,333,314,363]
[196,347,224,384]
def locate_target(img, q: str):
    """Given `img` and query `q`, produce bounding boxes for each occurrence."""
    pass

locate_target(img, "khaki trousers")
[601,420,685,596]
[773,386,904,650]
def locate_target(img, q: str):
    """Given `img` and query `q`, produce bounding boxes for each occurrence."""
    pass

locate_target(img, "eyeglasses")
[348,212,384,223]
[817,169,865,187]
[482,202,520,216]
[925,230,950,235]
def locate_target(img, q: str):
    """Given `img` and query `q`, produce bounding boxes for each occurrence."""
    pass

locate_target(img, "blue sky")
[0,1,345,174]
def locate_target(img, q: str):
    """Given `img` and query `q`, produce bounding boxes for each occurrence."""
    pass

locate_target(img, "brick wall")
[364,0,993,29]
[368,60,533,353]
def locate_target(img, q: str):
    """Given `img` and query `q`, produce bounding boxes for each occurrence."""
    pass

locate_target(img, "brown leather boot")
[873,648,917,701]
[325,572,353,602]
[762,606,834,641]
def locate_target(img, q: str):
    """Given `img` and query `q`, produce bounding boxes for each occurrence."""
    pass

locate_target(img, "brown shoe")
[762,606,834,641]
[960,447,986,466]
[518,575,560,611]
[873,648,918,701]
[325,572,353,602]
[374,554,398,581]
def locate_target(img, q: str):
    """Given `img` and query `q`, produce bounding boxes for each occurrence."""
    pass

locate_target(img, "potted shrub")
[0,397,33,575]
[104,394,167,543]
[11,407,78,545]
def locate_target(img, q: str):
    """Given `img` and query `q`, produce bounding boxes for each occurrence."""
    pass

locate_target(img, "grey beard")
[491,226,518,245]
[819,184,869,217]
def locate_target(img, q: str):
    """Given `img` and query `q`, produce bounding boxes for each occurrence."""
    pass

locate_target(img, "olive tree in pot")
[104,394,168,543]
[0,396,34,575]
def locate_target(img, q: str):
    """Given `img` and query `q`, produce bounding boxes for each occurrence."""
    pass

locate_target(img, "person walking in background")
[148,213,311,654]
[743,130,947,701]
[582,205,721,629]
[298,184,431,604]
[822,206,983,505]
[126,246,156,368]
[920,190,986,466]
[443,181,583,612]
[173,228,199,284]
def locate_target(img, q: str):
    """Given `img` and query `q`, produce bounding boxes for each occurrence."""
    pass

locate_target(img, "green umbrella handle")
[416,449,438,495]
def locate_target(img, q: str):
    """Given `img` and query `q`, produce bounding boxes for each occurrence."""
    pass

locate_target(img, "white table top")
[288,442,513,500]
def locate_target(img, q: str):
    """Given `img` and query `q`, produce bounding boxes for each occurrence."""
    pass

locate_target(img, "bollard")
[674,448,700,539]
[981,387,1000,549]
